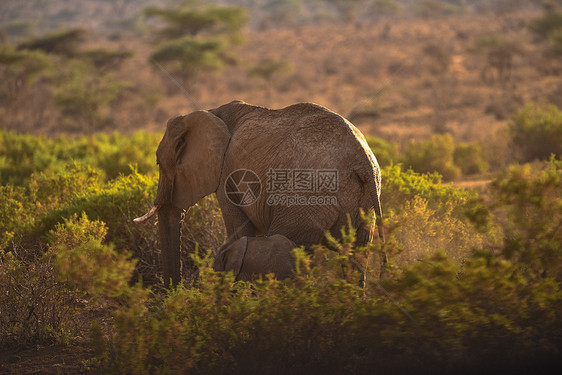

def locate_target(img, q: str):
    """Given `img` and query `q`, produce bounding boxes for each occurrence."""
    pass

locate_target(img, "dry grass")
[101,10,560,149]
[3,9,560,153]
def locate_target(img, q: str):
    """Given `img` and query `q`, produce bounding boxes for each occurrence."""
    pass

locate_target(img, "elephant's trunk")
[157,205,183,286]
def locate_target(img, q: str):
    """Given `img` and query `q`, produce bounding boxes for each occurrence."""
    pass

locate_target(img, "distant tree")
[150,37,225,88]
[98,0,137,18]
[53,60,134,131]
[529,11,562,57]
[0,44,50,109]
[470,0,534,14]
[144,1,247,90]
[413,0,465,17]
[319,0,369,21]
[263,0,306,27]
[453,143,489,175]
[510,103,562,162]
[144,3,247,44]
[1,19,35,40]
[17,28,86,57]
[79,49,133,71]
[370,0,401,16]
[248,59,293,81]
[529,11,562,39]
[546,28,562,55]
[470,36,522,84]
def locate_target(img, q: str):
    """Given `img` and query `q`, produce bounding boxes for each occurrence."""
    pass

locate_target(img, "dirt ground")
[1,343,96,374]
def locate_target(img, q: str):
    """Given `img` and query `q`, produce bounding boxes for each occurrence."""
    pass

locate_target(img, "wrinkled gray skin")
[213,234,296,281]
[139,101,383,286]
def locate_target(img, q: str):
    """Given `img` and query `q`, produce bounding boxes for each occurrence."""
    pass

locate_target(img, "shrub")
[0,250,82,348]
[546,28,562,56]
[382,165,486,265]
[422,43,451,74]
[510,103,562,162]
[453,142,489,175]
[29,163,104,211]
[2,131,560,373]
[365,136,400,167]
[0,185,35,249]
[34,170,157,251]
[529,11,562,40]
[51,214,137,299]
[180,195,227,279]
[0,129,160,186]
[382,164,473,216]
[0,130,58,186]
[402,133,461,181]
[93,219,560,374]
[486,157,562,280]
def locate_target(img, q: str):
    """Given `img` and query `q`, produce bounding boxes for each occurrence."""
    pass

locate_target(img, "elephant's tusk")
[133,205,160,223]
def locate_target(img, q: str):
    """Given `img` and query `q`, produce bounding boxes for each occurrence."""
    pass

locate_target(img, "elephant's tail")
[355,165,385,243]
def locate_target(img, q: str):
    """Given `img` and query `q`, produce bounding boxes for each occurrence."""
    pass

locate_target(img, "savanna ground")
[1,1,562,374]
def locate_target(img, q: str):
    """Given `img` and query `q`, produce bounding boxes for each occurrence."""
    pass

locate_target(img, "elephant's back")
[235,104,371,166]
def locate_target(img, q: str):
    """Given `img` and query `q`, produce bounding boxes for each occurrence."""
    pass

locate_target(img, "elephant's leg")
[218,200,259,243]
[267,205,338,248]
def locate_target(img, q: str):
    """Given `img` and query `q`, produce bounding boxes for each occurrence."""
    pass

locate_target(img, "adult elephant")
[135,101,383,286]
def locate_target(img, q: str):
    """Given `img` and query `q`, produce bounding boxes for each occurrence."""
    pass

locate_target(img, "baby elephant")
[213,234,296,281]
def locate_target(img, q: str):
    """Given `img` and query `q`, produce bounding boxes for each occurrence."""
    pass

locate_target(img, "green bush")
[0,129,160,186]
[0,130,59,186]
[453,142,489,175]
[486,158,562,280]
[94,216,560,375]
[402,133,461,181]
[34,170,157,255]
[382,165,486,264]
[510,103,562,162]
[365,136,400,167]
[1,131,560,374]
[51,214,137,299]
[546,28,562,56]
[0,185,35,249]
[529,11,562,40]
[401,134,493,179]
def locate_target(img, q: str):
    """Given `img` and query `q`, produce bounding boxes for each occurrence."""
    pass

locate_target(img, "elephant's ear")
[172,111,231,209]
[225,237,248,280]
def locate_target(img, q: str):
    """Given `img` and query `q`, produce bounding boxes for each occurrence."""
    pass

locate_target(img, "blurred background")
[1,1,560,150]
